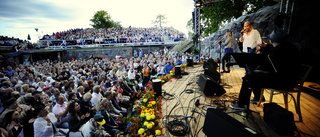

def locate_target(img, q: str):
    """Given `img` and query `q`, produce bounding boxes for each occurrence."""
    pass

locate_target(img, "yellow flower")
[148,104,152,107]
[144,121,149,126]
[138,128,145,135]
[147,123,153,129]
[143,98,148,103]
[151,122,155,126]
[151,101,156,105]
[146,113,151,116]
[140,113,145,117]
[151,114,156,120]
[155,130,161,136]
[149,135,154,137]
[146,115,151,120]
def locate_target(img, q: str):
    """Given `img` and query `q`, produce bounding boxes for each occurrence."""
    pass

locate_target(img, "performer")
[217,31,234,73]
[229,29,301,109]
[239,21,262,53]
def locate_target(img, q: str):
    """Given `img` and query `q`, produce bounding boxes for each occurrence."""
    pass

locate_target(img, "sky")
[0,0,195,43]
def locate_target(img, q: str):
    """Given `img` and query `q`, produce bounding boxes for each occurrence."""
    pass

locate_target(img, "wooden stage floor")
[160,64,320,137]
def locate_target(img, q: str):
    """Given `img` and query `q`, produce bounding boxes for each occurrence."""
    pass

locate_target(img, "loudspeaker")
[175,65,181,77]
[203,108,263,137]
[207,58,218,69]
[204,59,218,70]
[152,79,162,97]
[187,59,193,66]
[204,65,220,82]
[198,74,225,96]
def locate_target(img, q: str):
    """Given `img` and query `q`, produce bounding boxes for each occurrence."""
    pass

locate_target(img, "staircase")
[170,40,193,53]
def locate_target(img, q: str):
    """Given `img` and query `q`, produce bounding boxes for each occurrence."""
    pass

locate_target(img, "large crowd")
[0,48,194,137]
[41,27,185,45]
[0,36,34,51]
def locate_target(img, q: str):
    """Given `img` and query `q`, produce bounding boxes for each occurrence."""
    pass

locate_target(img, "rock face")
[201,1,320,81]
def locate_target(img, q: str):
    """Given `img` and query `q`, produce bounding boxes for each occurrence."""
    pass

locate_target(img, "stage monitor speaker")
[203,58,218,70]
[152,79,162,97]
[203,108,264,137]
[198,74,225,96]
[207,58,218,69]
[204,65,220,82]
[175,65,181,77]
[187,59,193,66]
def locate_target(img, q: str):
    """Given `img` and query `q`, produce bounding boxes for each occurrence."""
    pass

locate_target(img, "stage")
[161,64,320,137]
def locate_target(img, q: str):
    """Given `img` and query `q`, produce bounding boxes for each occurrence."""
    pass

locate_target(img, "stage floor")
[161,64,320,137]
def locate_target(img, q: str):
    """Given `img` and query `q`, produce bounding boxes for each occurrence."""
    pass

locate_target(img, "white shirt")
[91,92,102,107]
[157,66,165,75]
[241,29,262,52]
[80,119,96,137]
[127,70,136,80]
[34,117,54,137]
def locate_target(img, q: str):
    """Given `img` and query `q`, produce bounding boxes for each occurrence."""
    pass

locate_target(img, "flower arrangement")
[122,82,163,137]
[193,60,204,65]
[180,63,188,72]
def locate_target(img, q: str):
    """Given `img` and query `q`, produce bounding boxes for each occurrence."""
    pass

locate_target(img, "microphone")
[240,29,246,34]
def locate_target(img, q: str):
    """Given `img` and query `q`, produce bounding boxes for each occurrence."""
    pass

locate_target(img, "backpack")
[263,103,297,136]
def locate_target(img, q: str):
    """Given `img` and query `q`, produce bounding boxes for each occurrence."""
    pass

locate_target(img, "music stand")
[231,53,276,73]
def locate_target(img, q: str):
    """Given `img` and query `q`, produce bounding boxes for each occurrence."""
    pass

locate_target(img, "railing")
[44,41,181,49]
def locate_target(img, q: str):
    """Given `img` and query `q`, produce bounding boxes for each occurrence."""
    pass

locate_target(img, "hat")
[268,29,287,43]
[94,114,106,125]
[43,87,50,91]
[32,90,42,96]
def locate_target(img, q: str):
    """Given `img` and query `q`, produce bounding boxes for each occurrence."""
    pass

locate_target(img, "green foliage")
[200,0,278,36]
[90,10,122,28]
[152,14,167,28]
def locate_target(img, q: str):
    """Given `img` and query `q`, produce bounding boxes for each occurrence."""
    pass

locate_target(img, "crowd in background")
[0,48,193,137]
[41,27,185,45]
[0,36,35,51]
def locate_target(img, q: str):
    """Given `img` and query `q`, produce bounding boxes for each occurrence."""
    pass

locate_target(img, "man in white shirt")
[91,85,103,107]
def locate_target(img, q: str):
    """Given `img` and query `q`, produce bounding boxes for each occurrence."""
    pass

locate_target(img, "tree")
[90,10,122,28]
[152,14,167,28]
[200,0,278,37]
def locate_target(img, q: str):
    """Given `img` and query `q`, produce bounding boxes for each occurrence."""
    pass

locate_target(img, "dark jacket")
[67,113,85,132]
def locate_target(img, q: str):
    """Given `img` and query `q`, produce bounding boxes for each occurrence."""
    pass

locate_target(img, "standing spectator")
[142,63,150,86]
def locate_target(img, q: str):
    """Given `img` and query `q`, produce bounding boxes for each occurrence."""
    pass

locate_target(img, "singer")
[239,21,262,53]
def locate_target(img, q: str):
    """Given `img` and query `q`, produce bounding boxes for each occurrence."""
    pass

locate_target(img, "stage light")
[195,0,203,8]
